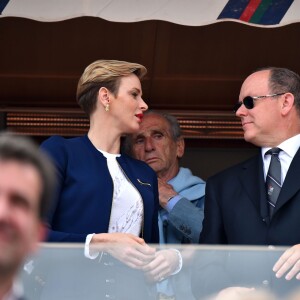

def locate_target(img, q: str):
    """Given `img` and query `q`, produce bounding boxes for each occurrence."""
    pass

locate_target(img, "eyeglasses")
[233,92,287,113]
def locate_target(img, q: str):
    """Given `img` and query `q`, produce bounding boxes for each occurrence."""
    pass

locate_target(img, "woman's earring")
[105,104,110,112]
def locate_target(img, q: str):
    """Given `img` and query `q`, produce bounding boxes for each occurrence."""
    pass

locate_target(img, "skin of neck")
[88,114,121,154]
[157,162,180,182]
[260,112,300,147]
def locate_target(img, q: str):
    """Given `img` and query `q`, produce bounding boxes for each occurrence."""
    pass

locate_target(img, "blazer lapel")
[239,154,269,222]
[274,147,300,214]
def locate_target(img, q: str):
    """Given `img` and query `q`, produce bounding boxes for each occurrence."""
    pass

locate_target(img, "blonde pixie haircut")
[76,59,147,116]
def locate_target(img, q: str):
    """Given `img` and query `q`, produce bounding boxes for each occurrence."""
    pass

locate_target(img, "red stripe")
[240,0,262,22]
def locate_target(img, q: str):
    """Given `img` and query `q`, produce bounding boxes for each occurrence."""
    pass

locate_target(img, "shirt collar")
[261,134,300,159]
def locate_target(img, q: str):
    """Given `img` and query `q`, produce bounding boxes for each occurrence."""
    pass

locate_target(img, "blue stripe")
[259,0,294,25]
[0,0,10,14]
[218,0,250,20]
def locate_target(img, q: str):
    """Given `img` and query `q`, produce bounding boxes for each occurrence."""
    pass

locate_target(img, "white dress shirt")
[262,133,300,183]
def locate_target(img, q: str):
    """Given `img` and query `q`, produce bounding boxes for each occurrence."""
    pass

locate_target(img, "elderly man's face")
[131,114,184,179]
[0,160,44,276]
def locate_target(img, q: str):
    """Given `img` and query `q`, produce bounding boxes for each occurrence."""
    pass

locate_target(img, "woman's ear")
[98,87,110,106]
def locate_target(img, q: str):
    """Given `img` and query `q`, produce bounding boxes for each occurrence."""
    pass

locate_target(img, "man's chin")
[147,161,160,172]
[243,131,255,143]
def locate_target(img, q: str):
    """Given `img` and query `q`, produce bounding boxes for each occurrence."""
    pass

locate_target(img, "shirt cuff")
[84,233,100,259]
[169,248,183,275]
[165,195,181,212]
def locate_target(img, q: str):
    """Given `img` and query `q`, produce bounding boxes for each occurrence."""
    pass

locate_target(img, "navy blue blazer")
[41,135,159,244]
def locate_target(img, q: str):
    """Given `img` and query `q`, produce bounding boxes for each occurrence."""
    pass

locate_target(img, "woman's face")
[110,73,148,134]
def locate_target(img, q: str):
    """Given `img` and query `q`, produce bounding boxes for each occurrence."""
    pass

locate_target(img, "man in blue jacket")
[126,110,205,244]
[124,110,205,299]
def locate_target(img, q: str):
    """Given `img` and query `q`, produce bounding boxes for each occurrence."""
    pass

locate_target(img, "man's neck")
[158,165,180,182]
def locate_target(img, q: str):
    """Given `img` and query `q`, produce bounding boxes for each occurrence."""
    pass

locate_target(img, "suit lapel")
[274,147,300,214]
[239,154,269,222]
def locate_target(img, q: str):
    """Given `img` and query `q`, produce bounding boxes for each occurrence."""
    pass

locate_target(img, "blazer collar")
[274,146,300,214]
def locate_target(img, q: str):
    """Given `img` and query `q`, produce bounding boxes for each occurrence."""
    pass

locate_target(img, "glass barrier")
[19,244,300,300]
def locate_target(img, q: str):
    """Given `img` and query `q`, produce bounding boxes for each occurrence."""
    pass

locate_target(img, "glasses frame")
[233,92,287,113]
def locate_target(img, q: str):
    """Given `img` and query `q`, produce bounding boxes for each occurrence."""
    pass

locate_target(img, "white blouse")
[99,150,143,236]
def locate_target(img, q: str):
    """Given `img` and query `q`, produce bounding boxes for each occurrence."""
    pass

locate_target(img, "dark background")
[0,17,298,178]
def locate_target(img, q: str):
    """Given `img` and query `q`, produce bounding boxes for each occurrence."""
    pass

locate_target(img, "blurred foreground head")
[0,132,56,286]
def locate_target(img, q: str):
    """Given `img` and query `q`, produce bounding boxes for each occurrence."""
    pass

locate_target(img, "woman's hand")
[90,232,156,269]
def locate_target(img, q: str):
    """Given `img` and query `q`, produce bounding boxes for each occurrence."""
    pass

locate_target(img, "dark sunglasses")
[233,92,287,113]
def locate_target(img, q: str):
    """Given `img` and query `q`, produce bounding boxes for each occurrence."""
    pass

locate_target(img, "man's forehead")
[137,116,170,136]
[240,70,270,97]
[135,127,168,138]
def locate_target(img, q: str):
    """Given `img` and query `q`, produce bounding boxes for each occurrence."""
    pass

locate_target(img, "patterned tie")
[265,147,282,218]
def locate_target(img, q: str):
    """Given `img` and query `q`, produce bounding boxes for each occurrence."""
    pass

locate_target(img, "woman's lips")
[135,114,144,122]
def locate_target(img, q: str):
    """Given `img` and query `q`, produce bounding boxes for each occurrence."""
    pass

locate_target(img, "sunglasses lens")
[233,96,255,112]
[243,96,254,109]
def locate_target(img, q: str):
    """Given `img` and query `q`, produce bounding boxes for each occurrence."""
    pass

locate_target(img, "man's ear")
[281,92,294,116]
[176,137,185,158]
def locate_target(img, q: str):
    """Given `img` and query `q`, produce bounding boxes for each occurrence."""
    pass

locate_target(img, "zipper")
[108,169,114,233]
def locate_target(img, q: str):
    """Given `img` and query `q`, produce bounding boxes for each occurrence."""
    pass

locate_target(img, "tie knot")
[266,147,281,156]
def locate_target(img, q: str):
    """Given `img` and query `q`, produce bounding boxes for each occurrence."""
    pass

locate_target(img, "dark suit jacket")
[200,148,300,246]
[192,148,300,299]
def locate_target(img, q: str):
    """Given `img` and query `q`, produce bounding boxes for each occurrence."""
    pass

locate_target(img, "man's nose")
[235,104,247,118]
[144,138,154,151]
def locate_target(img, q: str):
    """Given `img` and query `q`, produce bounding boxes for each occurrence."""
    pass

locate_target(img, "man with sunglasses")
[192,67,300,299]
